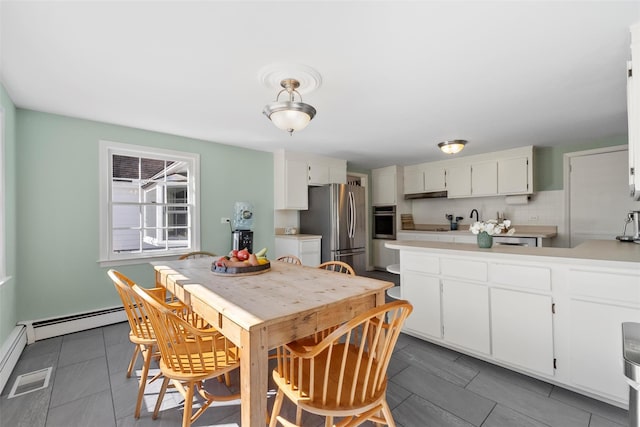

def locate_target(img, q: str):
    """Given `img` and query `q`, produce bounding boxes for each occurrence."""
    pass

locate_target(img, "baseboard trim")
[0,325,27,394]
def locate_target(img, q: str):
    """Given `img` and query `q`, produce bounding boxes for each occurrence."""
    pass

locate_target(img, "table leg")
[240,326,269,427]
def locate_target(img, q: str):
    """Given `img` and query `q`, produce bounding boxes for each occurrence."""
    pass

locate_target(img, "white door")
[402,271,442,339]
[442,279,491,354]
[568,148,640,247]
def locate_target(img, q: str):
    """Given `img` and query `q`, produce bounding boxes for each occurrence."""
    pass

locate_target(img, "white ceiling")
[1,1,639,170]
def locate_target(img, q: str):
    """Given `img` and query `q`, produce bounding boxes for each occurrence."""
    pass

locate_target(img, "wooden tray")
[211,261,271,276]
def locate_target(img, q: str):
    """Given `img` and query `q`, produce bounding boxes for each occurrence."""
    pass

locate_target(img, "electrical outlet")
[220,217,230,224]
[529,215,539,222]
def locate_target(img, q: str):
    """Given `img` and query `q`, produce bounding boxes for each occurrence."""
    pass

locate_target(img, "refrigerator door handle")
[348,191,355,238]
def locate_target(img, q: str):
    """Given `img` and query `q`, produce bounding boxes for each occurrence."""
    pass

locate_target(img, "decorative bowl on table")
[211,261,271,276]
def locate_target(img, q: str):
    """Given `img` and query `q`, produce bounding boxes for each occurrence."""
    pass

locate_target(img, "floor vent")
[7,367,52,398]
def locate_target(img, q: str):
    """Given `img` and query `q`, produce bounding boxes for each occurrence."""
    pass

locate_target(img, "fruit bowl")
[211,261,271,276]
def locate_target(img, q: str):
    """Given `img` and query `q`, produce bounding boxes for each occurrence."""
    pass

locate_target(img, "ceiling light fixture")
[263,78,316,135]
[438,140,467,154]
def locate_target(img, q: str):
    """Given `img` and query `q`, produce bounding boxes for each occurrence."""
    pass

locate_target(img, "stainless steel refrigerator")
[299,183,366,274]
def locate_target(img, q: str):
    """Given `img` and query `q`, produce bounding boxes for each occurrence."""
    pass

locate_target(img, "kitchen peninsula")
[386,238,640,408]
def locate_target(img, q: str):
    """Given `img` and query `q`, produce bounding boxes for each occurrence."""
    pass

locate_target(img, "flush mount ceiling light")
[263,78,317,135]
[438,140,467,154]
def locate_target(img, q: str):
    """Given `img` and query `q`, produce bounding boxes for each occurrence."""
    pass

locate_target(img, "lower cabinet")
[402,270,442,338]
[442,279,490,354]
[274,236,321,267]
[491,288,554,376]
[372,239,398,269]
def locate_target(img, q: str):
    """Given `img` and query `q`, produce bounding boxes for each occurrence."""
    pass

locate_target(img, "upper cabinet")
[629,23,640,201]
[274,150,347,210]
[308,156,347,186]
[402,146,533,199]
[372,165,398,205]
[498,156,530,194]
[404,162,446,193]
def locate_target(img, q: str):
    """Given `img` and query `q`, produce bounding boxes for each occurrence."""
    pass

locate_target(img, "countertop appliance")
[300,183,366,274]
[616,210,640,243]
[231,201,254,253]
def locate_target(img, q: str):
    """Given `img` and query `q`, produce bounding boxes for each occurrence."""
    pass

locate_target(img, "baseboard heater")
[19,306,127,344]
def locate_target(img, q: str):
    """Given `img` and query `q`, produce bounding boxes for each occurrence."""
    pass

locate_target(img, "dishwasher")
[493,236,539,247]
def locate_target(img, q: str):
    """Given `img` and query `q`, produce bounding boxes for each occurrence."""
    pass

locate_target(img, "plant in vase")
[469,219,516,248]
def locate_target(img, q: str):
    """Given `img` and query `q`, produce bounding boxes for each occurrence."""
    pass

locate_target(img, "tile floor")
[0,322,629,427]
[0,271,629,427]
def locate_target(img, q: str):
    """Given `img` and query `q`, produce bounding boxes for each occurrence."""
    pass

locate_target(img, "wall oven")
[373,206,396,240]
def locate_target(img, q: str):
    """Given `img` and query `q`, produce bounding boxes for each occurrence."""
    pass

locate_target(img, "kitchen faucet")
[470,209,479,222]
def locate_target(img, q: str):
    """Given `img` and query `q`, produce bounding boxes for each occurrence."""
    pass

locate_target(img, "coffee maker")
[617,210,640,243]
[231,201,254,253]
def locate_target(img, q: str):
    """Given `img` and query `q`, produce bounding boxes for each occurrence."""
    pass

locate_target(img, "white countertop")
[274,234,322,240]
[386,239,640,265]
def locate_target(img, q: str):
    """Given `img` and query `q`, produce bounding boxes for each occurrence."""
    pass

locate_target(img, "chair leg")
[325,416,334,427]
[127,344,140,378]
[269,389,285,427]
[181,381,195,427]
[380,399,396,427]
[153,377,170,420]
[134,344,154,418]
[296,406,303,425]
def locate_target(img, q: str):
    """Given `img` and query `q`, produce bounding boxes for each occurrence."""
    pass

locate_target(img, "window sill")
[97,254,190,268]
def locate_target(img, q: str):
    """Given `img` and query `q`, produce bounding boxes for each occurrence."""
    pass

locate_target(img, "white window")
[99,141,200,265]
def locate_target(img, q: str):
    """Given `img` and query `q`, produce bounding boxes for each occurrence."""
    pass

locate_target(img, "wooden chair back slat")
[276,255,303,265]
[179,251,217,260]
[317,260,356,275]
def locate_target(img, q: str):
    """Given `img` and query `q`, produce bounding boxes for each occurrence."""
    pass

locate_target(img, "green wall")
[534,135,628,191]
[15,110,274,321]
[0,85,18,344]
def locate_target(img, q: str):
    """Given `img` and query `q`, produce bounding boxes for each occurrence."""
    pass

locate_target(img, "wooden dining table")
[151,258,393,426]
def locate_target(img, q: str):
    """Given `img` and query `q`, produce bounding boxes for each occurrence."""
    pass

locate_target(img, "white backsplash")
[409,190,568,246]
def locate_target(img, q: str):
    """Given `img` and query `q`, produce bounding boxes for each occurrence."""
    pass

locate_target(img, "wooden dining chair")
[132,284,241,427]
[179,251,217,260]
[276,255,303,265]
[269,300,413,427]
[318,260,356,275]
[108,269,195,419]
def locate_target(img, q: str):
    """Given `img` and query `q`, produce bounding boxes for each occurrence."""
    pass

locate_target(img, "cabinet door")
[284,159,309,209]
[442,279,490,354]
[372,168,397,205]
[424,164,446,191]
[472,161,498,196]
[308,161,330,186]
[568,299,640,402]
[403,165,425,194]
[445,164,471,198]
[329,159,347,184]
[299,238,321,266]
[498,157,530,194]
[402,271,442,338]
[491,288,554,376]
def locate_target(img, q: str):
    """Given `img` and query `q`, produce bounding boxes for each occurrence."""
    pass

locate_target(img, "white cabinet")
[491,288,554,376]
[372,239,399,269]
[442,279,491,354]
[308,157,347,186]
[274,236,321,266]
[402,271,442,338]
[425,163,447,191]
[372,165,398,206]
[445,164,471,197]
[403,164,425,194]
[472,161,498,196]
[307,160,330,186]
[498,156,530,194]
[274,151,308,210]
[275,151,347,209]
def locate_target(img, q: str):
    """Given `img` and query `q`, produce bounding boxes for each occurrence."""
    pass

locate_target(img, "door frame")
[563,145,628,248]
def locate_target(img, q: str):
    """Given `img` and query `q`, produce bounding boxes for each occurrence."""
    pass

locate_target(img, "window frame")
[98,140,200,266]
[0,108,7,286]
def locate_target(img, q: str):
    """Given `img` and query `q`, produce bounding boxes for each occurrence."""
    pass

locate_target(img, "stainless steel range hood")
[404,190,448,200]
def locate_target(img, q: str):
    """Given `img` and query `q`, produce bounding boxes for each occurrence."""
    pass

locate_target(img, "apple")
[229,249,239,258]
[236,248,250,261]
